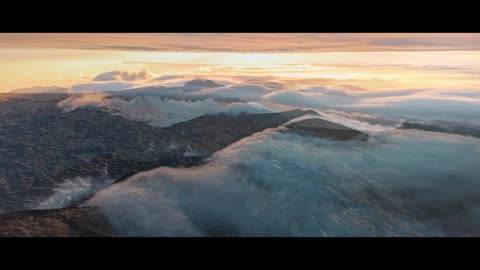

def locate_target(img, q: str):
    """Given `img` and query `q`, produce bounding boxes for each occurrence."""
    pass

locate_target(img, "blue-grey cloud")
[371,36,480,48]
[93,70,155,81]
[87,127,480,236]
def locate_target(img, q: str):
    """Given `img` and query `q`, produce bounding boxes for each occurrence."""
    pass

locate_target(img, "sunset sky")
[1,33,479,92]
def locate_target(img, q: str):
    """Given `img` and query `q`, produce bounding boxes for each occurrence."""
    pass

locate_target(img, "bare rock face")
[286,118,368,141]
[0,94,317,214]
[400,121,480,139]
[0,207,114,237]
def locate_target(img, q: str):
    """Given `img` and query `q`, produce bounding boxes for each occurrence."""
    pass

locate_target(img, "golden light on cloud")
[2,33,480,52]
[1,33,480,92]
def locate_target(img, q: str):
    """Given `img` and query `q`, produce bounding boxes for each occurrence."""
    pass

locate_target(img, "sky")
[1,33,479,92]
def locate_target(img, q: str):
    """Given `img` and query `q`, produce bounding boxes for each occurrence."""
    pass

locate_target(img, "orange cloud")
[1,33,480,53]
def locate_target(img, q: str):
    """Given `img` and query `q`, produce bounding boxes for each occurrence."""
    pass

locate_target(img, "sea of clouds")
[52,69,480,128]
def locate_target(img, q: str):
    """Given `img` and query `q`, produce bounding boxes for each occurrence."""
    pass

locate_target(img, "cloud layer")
[93,70,155,81]
[2,33,480,52]
[87,127,480,236]
[58,94,273,127]
[59,74,480,128]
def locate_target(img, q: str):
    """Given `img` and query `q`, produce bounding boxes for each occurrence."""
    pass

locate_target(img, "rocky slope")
[0,94,320,214]
[0,207,113,237]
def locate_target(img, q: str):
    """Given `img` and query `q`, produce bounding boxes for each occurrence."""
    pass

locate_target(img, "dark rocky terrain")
[0,93,323,214]
[400,121,480,139]
[0,207,113,237]
[286,118,368,141]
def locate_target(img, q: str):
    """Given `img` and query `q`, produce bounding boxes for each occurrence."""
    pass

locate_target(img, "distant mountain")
[183,79,224,91]
[240,80,286,90]
[8,86,67,94]
[106,85,168,96]
[110,83,244,103]
[286,117,367,141]
[153,75,186,81]
[400,121,480,139]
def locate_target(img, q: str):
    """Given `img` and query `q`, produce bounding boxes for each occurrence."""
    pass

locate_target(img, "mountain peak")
[184,79,224,89]
[8,86,67,94]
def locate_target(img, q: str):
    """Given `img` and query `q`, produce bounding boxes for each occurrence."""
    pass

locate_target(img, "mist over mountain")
[0,93,322,215]
[1,73,479,237]
[60,77,480,130]
[183,79,224,91]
